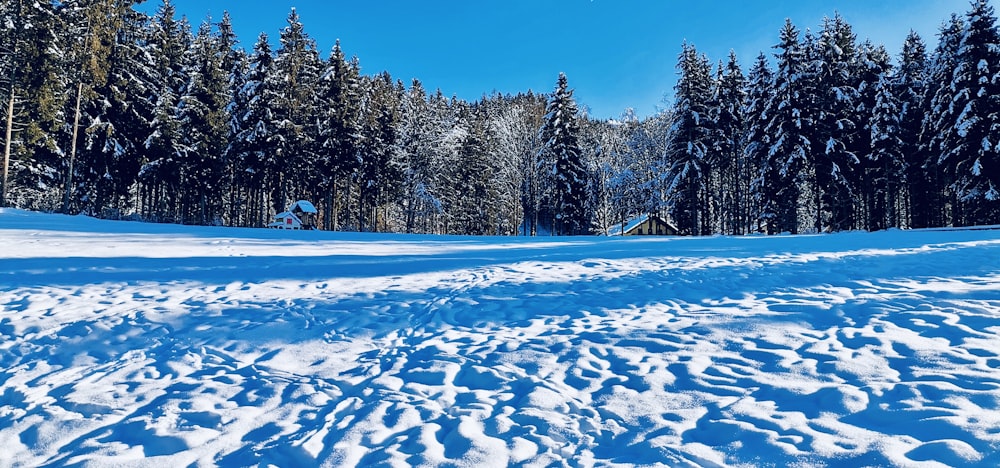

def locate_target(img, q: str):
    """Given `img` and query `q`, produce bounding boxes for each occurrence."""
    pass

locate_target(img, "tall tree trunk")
[63,81,84,213]
[1,89,14,208]
[323,190,333,231]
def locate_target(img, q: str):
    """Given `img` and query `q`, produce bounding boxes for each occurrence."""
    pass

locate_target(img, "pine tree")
[538,73,588,235]
[944,0,1000,225]
[759,19,811,234]
[869,72,906,230]
[219,12,250,226]
[854,41,893,230]
[177,18,230,225]
[266,8,321,214]
[315,40,361,230]
[58,0,137,213]
[229,33,277,227]
[101,5,155,217]
[142,80,183,221]
[216,12,243,84]
[812,14,860,232]
[744,53,773,234]
[922,14,966,227]
[896,31,929,228]
[397,79,434,233]
[715,50,747,234]
[139,0,192,221]
[665,42,716,236]
[356,72,401,232]
[451,110,495,235]
[1,0,63,209]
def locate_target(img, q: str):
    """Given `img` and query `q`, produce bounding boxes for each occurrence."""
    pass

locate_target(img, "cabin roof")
[290,200,317,214]
[608,214,678,236]
[608,214,650,236]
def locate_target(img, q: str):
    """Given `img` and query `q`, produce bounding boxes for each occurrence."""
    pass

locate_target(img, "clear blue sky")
[139,0,971,119]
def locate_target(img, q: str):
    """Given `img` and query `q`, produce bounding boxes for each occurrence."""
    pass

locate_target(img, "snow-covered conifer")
[715,50,747,234]
[744,53,773,234]
[538,73,589,235]
[812,14,860,232]
[896,31,929,228]
[315,40,362,229]
[921,14,966,227]
[944,0,1000,225]
[664,42,716,236]
[869,72,906,229]
[760,19,811,234]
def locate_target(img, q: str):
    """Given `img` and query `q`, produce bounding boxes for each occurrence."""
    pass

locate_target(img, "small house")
[269,211,304,230]
[611,214,680,236]
[268,200,318,230]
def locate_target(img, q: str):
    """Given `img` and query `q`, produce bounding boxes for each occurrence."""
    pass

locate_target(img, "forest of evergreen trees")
[2,0,999,236]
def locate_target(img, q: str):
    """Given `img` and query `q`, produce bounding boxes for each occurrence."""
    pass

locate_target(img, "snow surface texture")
[2,209,1000,467]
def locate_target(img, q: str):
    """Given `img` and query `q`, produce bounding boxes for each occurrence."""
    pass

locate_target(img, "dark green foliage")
[538,73,589,235]
[759,20,810,234]
[812,15,860,232]
[897,31,930,228]
[4,1,999,235]
[715,51,749,235]
[944,0,1000,225]
[665,43,716,236]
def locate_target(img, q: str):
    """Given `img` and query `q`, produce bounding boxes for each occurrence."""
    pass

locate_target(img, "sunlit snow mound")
[2,208,1000,467]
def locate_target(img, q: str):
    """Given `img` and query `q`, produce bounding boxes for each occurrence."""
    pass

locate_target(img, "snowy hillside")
[2,209,1000,467]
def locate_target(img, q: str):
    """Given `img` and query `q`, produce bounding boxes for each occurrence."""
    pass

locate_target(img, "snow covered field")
[2,208,1000,467]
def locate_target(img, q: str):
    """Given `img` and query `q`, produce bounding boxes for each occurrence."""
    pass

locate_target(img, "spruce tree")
[229,33,278,227]
[140,0,191,221]
[744,53,774,234]
[219,12,250,226]
[869,72,906,230]
[99,5,154,217]
[945,0,1000,225]
[397,79,434,233]
[854,41,893,230]
[665,43,716,236]
[266,8,321,213]
[177,19,230,225]
[715,50,747,234]
[538,73,588,235]
[315,40,361,229]
[760,19,811,234]
[1,0,63,209]
[921,14,966,227]
[452,112,495,235]
[356,73,401,232]
[58,0,136,213]
[71,1,153,217]
[812,14,860,232]
[896,31,929,228]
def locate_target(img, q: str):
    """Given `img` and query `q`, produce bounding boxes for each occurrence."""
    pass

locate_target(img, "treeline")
[1,0,998,235]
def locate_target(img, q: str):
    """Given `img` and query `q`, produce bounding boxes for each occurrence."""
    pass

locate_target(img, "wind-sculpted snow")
[2,209,1000,466]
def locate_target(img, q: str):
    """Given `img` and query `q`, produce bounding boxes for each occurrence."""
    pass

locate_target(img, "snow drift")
[1,209,999,466]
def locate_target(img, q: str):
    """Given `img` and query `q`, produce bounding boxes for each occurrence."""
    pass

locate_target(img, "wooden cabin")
[612,214,680,236]
[269,211,304,230]
[268,200,318,230]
